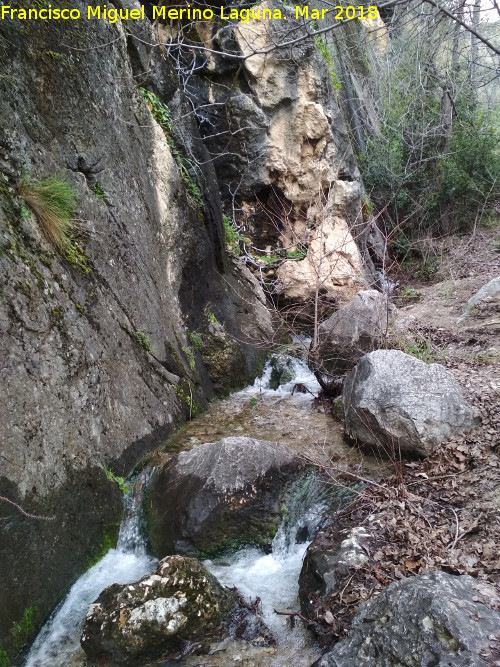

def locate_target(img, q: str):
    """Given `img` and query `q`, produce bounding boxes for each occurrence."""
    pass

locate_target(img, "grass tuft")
[19,175,77,250]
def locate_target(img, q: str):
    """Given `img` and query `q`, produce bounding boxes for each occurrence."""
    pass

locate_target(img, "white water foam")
[25,472,157,667]
[238,355,320,399]
[205,479,327,666]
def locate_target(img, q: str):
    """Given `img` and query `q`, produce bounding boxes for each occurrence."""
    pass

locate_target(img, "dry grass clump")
[19,175,77,250]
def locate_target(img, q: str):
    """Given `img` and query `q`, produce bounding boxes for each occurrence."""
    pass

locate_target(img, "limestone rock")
[314,571,500,667]
[193,1,384,304]
[315,290,395,374]
[146,436,301,556]
[81,555,235,665]
[342,350,478,457]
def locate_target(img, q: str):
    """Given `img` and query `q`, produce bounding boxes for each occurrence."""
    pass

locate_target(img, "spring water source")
[24,357,331,666]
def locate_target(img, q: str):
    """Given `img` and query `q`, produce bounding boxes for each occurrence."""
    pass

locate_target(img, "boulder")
[314,571,500,667]
[342,350,478,457]
[315,290,395,374]
[145,436,301,556]
[81,555,235,665]
[458,275,500,323]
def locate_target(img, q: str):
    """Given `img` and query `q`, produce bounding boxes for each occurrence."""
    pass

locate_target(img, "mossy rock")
[145,436,302,558]
[81,555,235,665]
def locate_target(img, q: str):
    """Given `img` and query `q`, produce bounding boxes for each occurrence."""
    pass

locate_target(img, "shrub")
[10,606,36,652]
[19,175,77,250]
[222,214,241,255]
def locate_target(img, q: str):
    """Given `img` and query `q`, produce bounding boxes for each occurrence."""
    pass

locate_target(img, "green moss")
[103,465,129,494]
[314,35,341,91]
[173,382,201,418]
[134,330,152,352]
[85,522,120,570]
[89,181,106,200]
[222,214,241,256]
[9,606,36,653]
[64,240,92,275]
[182,345,196,371]
[188,330,204,350]
[0,642,9,667]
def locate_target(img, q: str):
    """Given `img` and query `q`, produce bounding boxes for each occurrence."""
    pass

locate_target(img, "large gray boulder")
[342,350,478,457]
[81,555,235,665]
[145,436,301,556]
[314,571,500,667]
[315,291,395,375]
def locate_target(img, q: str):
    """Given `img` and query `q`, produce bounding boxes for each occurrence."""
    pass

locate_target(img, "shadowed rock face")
[0,6,271,645]
[342,350,479,457]
[146,436,301,557]
[314,571,500,667]
[81,555,236,665]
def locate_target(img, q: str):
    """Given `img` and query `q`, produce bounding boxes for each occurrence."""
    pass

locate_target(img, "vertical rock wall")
[0,4,271,651]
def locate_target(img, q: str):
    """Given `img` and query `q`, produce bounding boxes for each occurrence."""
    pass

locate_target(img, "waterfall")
[25,469,157,667]
[204,474,343,666]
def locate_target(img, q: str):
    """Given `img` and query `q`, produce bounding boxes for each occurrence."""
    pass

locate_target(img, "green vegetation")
[286,247,306,260]
[188,330,204,350]
[19,175,77,250]
[0,642,9,667]
[182,345,196,371]
[64,240,92,275]
[397,286,422,306]
[314,35,341,92]
[249,397,258,407]
[134,330,152,352]
[89,181,106,200]
[222,214,241,255]
[206,309,217,324]
[85,523,120,569]
[9,606,36,652]
[359,39,500,242]
[139,88,204,213]
[103,465,129,494]
[173,382,201,418]
[394,331,438,364]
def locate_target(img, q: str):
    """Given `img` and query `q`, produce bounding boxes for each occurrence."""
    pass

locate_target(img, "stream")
[24,356,382,666]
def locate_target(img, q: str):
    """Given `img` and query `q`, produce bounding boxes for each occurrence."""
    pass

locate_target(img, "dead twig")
[0,495,55,520]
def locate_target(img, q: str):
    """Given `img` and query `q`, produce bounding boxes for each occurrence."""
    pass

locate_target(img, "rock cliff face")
[0,0,379,653]
[168,0,385,311]
[0,5,272,648]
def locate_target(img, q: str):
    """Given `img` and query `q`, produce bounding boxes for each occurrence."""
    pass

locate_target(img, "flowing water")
[203,473,343,666]
[25,470,157,667]
[24,356,383,666]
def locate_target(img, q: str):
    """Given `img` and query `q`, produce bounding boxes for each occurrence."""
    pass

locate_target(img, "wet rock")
[268,354,295,390]
[80,555,235,665]
[146,436,301,557]
[314,571,500,667]
[342,350,479,457]
[299,526,372,617]
[315,290,395,375]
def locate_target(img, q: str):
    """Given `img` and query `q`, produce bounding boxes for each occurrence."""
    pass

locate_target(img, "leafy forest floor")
[309,226,500,661]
